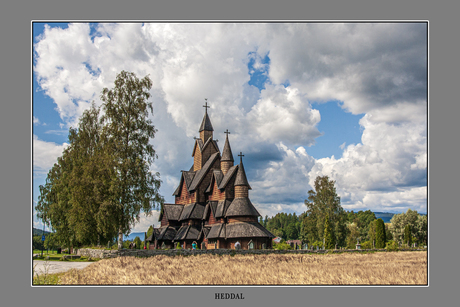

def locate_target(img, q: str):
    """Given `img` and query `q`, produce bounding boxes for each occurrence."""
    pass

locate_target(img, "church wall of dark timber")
[227,216,258,223]
[205,210,217,225]
[209,179,226,201]
[194,146,202,171]
[176,180,196,205]
[160,213,169,227]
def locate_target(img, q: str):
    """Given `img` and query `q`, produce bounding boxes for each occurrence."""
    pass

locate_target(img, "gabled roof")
[205,170,224,193]
[206,223,226,239]
[225,197,260,217]
[221,134,234,162]
[159,203,184,221]
[188,152,220,191]
[225,222,275,238]
[199,112,214,132]
[157,226,178,241]
[174,225,202,240]
[218,165,238,190]
[192,139,204,157]
[178,203,206,221]
[146,227,161,242]
[215,199,232,218]
[172,170,196,196]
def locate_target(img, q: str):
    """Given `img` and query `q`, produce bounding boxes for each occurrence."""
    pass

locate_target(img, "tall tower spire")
[221,129,234,175]
[234,152,250,198]
[199,98,213,142]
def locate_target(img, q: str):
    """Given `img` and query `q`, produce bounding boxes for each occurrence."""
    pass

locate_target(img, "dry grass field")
[59,251,427,285]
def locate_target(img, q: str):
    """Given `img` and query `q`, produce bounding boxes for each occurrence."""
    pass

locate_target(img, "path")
[33,260,95,276]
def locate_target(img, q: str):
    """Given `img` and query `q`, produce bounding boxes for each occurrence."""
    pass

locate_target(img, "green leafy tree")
[390,209,426,245]
[375,218,386,248]
[100,71,164,249]
[133,236,142,249]
[404,224,412,246]
[414,215,427,245]
[346,222,360,249]
[323,213,335,249]
[302,176,347,247]
[368,220,376,246]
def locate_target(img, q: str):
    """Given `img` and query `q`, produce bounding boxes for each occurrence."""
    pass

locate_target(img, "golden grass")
[59,251,427,285]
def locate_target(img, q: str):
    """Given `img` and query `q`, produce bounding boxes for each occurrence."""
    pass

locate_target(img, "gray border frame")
[3,0,454,306]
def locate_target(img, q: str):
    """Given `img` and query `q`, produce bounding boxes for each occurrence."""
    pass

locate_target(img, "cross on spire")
[203,98,210,114]
[238,152,244,163]
[224,129,230,137]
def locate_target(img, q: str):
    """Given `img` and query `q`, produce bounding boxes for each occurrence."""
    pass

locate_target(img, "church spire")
[234,152,250,187]
[221,129,234,162]
[199,99,213,143]
[199,99,213,133]
[221,129,234,175]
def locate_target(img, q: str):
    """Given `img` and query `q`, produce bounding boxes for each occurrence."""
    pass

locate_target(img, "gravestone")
[262,243,266,250]
[248,240,254,250]
[161,242,165,249]
[201,242,206,250]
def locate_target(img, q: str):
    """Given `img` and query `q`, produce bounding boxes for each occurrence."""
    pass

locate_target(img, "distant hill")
[33,228,51,236]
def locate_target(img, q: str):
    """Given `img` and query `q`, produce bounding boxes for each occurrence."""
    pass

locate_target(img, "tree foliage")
[36,71,164,249]
[390,209,426,245]
[375,218,386,248]
[101,71,164,249]
[404,224,412,246]
[265,212,300,240]
[323,213,335,249]
[301,176,347,247]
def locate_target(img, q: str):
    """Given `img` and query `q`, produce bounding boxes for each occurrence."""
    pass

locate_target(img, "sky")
[32,22,427,233]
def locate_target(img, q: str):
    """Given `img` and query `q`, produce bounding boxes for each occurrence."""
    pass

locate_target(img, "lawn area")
[33,250,100,262]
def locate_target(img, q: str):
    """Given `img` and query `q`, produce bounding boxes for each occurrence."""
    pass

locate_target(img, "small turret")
[234,152,250,198]
[221,129,234,175]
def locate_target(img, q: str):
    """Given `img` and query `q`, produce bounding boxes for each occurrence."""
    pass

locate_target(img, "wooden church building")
[146,101,274,250]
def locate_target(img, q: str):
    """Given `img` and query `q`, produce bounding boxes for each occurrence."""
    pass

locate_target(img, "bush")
[273,242,293,250]
[385,240,399,251]
[361,241,372,249]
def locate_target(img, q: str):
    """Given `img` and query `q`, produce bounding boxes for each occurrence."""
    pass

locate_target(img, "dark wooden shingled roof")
[234,161,251,188]
[159,204,184,221]
[215,199,232,218]
[178,203,206,221]
[221,133,234,162]
[188,152,220,191]
[172,170,196,196]
[174,225,202,240]
[206,223,225,239]
[157,226,178,241]
[205,170,224,193]
[199,112,214,132]
[225,197,260,217]
[203,201,219,219]
[218,165,238,190]
[146,228,161,242]
[225,222,275,238]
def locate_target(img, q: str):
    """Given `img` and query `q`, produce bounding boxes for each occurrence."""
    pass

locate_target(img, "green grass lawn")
[33,250,100,262]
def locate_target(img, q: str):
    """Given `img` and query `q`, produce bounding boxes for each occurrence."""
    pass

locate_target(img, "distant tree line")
[259,175,427,249]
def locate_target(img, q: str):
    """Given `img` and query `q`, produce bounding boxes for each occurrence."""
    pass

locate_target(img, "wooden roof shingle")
[225,222,275,238]
[225,197,260,217]
[188,152,220,191]
[218,165,238,190]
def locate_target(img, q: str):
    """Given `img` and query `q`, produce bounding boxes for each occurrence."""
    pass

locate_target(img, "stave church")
[146,101,274,250]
